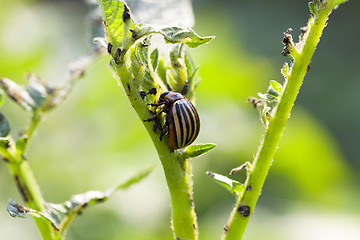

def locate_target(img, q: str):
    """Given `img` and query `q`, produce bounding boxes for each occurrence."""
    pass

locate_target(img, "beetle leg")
[152,117,162,132]
[159,125,168,141]
[159,113,170,141]
[147,103,160,107]
[144,116,158,122]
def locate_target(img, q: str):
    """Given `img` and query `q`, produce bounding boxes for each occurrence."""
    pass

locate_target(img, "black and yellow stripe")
[169,98,200,149]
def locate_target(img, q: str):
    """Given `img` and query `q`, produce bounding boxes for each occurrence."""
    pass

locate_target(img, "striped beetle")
[146,91,200,150]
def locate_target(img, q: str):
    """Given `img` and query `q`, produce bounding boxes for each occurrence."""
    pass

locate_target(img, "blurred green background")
[0,0,359,239]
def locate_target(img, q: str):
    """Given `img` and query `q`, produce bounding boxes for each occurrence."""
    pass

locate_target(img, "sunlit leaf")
[270,80,283,95]
[335,0,348,5]
[207,171,245,197]
[101,5,214,48]
[150,48,159,72]
[97,0,136,51]
[281,62,290,78]
[183,143,216,158]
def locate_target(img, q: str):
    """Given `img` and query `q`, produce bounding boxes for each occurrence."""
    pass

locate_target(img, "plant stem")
[112,63,198,239]
[223,1,338,239]
[8,157,62,239]
[158,150,197,240]
[2,110,63,239]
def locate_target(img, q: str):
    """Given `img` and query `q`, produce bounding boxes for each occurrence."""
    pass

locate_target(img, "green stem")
[22,110,43,152]
[223,2,338,239]
[113,63,198,239]
[8,158,61,239]
[2,110,63,239]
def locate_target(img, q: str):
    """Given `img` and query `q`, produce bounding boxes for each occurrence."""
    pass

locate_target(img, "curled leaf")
[0,78,36,111]
[155,26,214,48]
[136,24,214,48]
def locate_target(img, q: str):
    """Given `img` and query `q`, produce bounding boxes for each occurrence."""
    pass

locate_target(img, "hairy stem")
[223,1,340,239]
[8,158,61,239]
[3,140,62,239]
[111,63,198,239]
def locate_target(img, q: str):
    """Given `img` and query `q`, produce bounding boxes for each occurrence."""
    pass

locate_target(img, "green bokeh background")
[0,0,359,239]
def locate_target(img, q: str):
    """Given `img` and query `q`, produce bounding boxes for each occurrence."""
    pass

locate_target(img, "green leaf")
[135,22,214,48]
[26,74,47,108]
[334,0,348,5]
[131,42,158,94]
[49,165,154,232]
[156,26,214,48]
[136,24,214,48]
[0,78,36,111]
[207,171,245,196]
[111,164,155,190]
[0,113,10,137]
[281,62,290,78]
[150,48,159,72]
[183,143,216,158]
[270,80,283,95]
[167,44,187,93]
[308,1,318,15]
[97,0,136,51]
[156,58,168,87]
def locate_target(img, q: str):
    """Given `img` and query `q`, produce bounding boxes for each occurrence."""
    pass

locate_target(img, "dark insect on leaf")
[26,74,48,108]
[0,113,10,137]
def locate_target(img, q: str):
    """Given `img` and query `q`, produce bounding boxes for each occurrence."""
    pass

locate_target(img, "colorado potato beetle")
[147,91,200,150]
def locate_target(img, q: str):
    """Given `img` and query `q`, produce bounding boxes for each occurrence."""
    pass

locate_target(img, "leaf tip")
[183,143,216,158]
